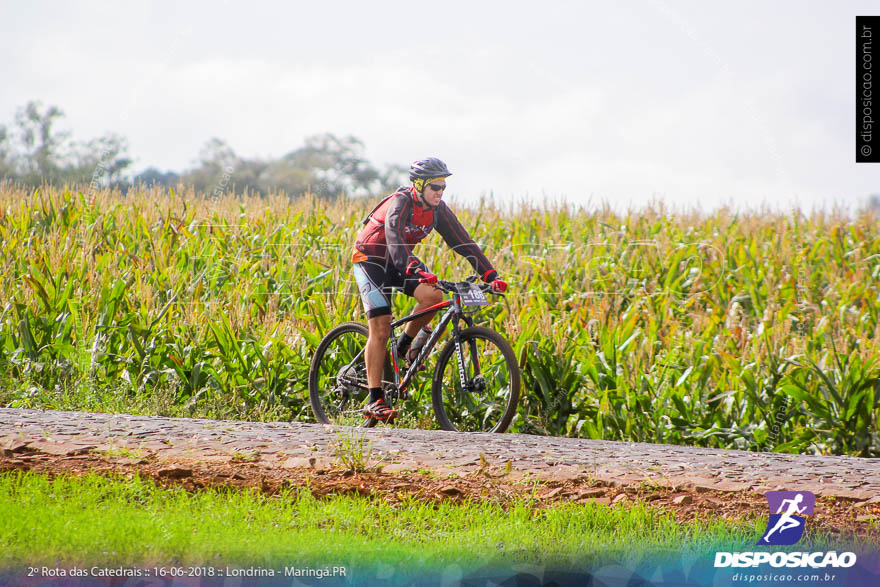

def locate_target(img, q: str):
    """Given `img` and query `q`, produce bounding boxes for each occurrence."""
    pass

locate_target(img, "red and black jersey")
[352,187,498,282]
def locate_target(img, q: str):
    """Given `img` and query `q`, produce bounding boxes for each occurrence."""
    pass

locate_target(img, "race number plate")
[458,282,489,306]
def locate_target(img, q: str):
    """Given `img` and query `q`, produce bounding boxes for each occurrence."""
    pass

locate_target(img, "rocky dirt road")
[2,408,878,538]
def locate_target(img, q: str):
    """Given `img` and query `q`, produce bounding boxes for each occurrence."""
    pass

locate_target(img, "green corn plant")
[3,184,880,453]
[781,339,880,456]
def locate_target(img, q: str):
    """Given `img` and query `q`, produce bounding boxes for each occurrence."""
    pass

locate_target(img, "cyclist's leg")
[352,261,394,389]
[365,314,391,388]
[402,282,444,337]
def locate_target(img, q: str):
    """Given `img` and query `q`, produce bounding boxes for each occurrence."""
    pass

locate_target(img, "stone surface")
[27,440,96,457]
[282,457,317,469]
[1,408,879,500]
[543,487,565,499]
[439,485,463,496]
[588,497,612,506]
[156,467,193,479]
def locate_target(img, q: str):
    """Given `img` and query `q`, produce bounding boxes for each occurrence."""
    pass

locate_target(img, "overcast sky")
[3,1,878,212]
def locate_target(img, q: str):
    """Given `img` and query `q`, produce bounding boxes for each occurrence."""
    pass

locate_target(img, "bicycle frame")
[388,291,478,394]
[335,285,483,400]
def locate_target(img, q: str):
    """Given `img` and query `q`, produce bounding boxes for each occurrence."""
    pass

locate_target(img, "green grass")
[0,471,769,575]
[332,428,378,472]
[0,378,292,423]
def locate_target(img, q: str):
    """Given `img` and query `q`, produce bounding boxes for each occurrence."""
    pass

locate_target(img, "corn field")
[1,185,879,456]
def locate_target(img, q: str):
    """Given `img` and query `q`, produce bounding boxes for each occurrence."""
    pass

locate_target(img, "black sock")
[396,331,414,355]
[369,387,384,402]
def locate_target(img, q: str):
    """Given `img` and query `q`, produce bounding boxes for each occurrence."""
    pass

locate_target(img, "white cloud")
[2,0,877,212]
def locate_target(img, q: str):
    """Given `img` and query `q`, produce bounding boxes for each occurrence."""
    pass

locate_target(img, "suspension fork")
[451,312,467,389]
[453,313,484,389]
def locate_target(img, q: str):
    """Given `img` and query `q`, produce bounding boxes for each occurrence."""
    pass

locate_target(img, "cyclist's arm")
[435,202,498,282]
[385,193,428,274]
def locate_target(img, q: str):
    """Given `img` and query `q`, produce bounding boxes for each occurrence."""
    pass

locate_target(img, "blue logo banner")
[758,491,816,546]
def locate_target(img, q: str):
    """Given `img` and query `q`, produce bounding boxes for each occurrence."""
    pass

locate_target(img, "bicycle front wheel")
[431,326,521,433]
[308,321,392,427]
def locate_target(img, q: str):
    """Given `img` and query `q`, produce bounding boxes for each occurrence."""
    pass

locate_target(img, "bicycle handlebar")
[432,278,505,296]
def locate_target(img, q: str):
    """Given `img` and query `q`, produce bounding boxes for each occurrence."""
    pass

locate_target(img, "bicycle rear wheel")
[308,322,393,427]
[431,326,520,433]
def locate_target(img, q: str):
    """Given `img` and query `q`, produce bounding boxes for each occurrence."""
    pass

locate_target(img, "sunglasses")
[428,183,447,192]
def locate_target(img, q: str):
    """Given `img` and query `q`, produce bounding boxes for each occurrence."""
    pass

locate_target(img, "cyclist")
[351,157,508,421]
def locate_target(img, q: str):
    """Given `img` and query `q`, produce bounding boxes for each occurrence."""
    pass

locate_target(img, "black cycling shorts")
[352,258,421,318]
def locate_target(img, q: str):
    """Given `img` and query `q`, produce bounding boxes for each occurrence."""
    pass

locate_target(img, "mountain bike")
[308,277,520,432]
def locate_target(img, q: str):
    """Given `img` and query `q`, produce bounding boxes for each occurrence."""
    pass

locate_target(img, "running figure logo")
[758,491,815,546]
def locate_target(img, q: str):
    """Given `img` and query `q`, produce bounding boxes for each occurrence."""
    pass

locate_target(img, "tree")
[133,167,181,188]
[378,163,409,194]
[232,158,270,195]
[181,138,239,194]
[180,134,385,198]
[0,101,132,189]
[12,101,69,185]
[256,158,313,196]
[0,124,14,179]
[73,133,133,190]
[290,134,409,197]
[0,100,399,197]
[285,133,380,197]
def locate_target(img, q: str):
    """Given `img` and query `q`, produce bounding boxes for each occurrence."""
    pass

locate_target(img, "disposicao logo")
[758,491,814,546]
[714,490,857,569]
